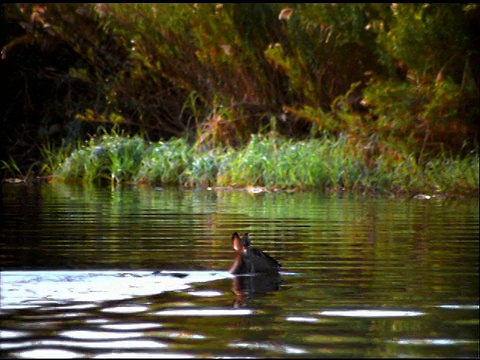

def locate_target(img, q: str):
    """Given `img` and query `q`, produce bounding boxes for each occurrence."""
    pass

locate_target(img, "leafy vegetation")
[2,4,479,195]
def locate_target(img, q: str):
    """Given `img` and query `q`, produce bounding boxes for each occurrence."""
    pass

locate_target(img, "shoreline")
[3,177,478,200]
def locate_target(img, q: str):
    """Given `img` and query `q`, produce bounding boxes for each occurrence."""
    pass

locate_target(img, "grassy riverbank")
[3,4,479,186]
[32,132,477,197]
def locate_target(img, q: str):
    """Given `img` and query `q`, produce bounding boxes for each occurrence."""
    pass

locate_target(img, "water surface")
[1,183,478,358]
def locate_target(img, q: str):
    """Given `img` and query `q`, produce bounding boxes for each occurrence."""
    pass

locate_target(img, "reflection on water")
[232,272,282,308]
[1,183,479,358]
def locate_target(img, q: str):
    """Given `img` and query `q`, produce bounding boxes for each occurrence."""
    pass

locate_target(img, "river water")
[1,183,478,358]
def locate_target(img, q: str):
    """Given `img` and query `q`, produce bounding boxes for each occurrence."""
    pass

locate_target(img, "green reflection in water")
[1,182,479,358]
[1,183,478,358]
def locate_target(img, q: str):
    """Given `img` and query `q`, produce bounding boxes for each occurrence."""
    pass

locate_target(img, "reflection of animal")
[228,232,282,274]
[232,272,282,307]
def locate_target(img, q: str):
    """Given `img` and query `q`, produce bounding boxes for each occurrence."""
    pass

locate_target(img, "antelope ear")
[243,233,250,247]
[232,232,243,251]
[232,232,241,243]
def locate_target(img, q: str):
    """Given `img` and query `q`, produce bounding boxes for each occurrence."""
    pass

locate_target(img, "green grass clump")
[216,134,374,191]
[183,149,224,188]
[54,134,146,184]
[217,135,342,189]
[50,132,479,196]
[135,138,193,185]
[424,151,480,194]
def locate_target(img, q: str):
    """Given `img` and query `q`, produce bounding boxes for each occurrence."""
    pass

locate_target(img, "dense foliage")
[2,4,479,191]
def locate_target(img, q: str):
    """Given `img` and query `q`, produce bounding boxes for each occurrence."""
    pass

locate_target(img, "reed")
[135,138,193,186]
[51,132,479,196]
[54,132,145,184]
[424,151,479,194]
